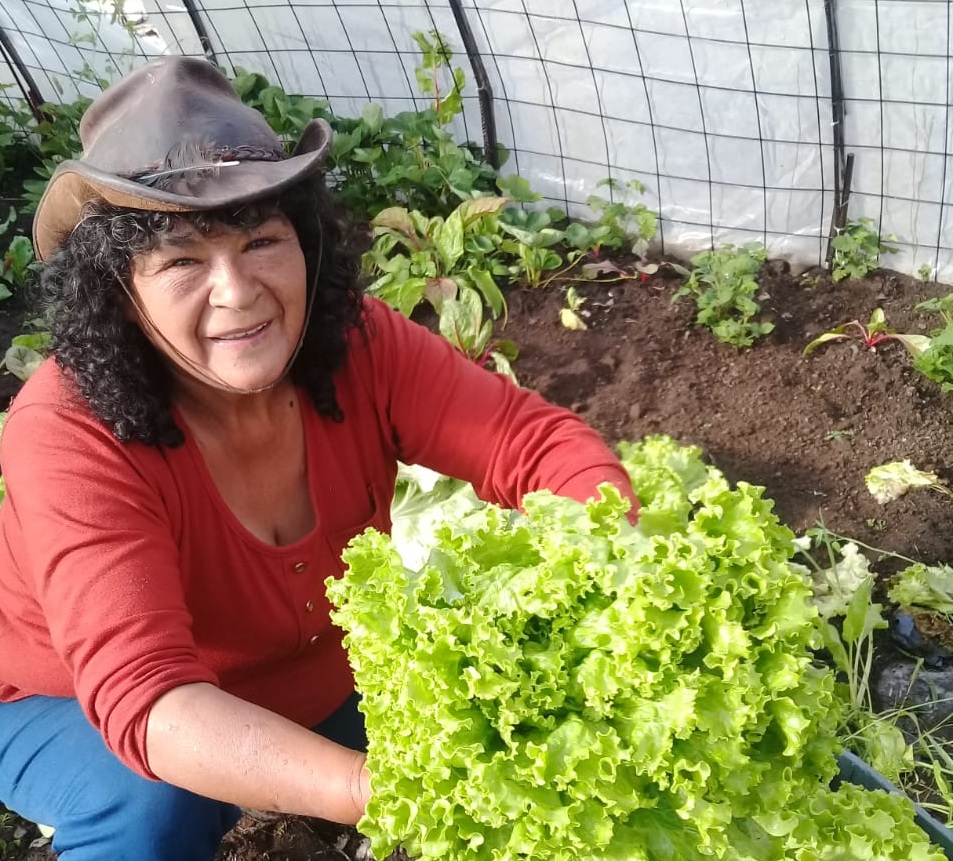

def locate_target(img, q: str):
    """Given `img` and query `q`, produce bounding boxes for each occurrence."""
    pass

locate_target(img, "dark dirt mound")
[3,260,953,859]
[501,263,953,567]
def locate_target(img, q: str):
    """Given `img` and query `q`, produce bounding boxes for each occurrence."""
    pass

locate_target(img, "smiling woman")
[128,212,308,394]
[0,56,641,861]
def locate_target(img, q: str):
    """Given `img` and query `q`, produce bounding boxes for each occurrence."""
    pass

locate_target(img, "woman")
[0,57,639,859]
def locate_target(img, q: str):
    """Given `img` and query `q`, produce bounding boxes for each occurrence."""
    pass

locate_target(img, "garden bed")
[2,259,953,859]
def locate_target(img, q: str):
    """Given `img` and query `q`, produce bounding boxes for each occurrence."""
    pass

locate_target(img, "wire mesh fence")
[0,0,950,279]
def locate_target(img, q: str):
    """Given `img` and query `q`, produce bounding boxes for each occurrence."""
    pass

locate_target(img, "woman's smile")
[208,320,272,344]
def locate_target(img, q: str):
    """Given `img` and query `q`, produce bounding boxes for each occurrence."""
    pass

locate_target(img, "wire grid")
[1,0,952,278]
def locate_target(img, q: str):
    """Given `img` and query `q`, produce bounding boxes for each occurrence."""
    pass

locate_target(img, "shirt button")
[293,562,307,573]
[305,600,314,612]
[309,634,320,646]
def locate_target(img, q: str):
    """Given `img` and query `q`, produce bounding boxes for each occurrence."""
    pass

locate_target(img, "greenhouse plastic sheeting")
[1,0,951,279]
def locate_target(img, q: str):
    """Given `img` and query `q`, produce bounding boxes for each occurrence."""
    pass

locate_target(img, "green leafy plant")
[798,531,899,768]
[1,323,50,383]
[908,293,953,391]
[324,30,503,221]
[498,207,570,289]
[362,195,508,319]
[0,235,37,296]
[582,178,657,258]
[803,308,930,358]
[230,67,331,148]
[437,285,518,380]
[329,435,943,861]
[919,263,935,283]
[830,218,898,282]
[19,98,89,212]
[800,527,953,821]
[674,243,773,347]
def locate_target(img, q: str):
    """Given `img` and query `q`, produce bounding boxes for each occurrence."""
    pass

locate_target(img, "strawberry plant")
[830,217,898,282]
[498,208,570,289]
[674,243,773,347]
[585,178,657,258]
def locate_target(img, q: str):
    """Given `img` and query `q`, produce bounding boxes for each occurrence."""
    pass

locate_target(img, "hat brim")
[33,118,332,261]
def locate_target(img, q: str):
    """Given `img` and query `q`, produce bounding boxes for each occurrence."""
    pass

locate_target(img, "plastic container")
[836,750,953,858]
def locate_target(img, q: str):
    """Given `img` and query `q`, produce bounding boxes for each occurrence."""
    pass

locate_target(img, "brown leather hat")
[33,56,332,261]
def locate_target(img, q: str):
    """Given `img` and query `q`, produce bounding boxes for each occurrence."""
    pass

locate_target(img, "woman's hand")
[146,682,368,824]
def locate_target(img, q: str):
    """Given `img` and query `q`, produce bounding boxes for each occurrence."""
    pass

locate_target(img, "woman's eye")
[246,237,276,251]
[167,257,196,269]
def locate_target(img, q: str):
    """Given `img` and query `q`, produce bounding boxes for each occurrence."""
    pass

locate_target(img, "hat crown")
[33,56,332,261]
[79,57,284,179]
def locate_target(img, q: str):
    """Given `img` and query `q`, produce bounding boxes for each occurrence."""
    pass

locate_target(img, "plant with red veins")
[803,308,930,357]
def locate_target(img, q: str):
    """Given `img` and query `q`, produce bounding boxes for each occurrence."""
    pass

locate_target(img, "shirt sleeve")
[0,386,217,778]
[351,298,640,518]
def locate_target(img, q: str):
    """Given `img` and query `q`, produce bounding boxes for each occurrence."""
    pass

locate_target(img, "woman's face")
[129,213,308,393]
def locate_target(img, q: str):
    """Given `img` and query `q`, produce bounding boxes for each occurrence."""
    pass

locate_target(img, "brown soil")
[3,260,953,859]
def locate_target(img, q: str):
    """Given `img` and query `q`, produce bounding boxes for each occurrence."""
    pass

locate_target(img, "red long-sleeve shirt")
[0,298,637,778]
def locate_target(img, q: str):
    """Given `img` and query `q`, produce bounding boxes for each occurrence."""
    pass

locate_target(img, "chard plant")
[674,242,773,347]
[329,435,942,861]
[362,195,508,320]
[830,217,898,282]
[803,308,930,358]
[437,286,518,381]
[2,330,50,382]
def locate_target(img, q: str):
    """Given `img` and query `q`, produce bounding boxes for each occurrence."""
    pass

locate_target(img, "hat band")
[127,143,287,189]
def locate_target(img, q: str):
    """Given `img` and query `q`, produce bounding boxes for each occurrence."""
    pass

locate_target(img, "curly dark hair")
[34,173,365,447]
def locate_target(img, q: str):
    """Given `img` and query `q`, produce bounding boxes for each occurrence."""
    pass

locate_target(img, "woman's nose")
[207,255,259,308]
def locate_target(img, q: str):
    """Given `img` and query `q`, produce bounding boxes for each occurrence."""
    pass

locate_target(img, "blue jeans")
[0,693,366,860]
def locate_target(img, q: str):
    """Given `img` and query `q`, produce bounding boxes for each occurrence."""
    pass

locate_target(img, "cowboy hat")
[33,56,332,261]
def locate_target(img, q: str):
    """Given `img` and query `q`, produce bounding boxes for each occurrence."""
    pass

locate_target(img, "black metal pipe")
[181,0,218,66]
[0,25,47,122]
[824,0,852,264]
[448,0,499,169]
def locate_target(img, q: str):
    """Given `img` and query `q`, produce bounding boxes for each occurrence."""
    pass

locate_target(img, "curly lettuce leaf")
[327,435,941,861]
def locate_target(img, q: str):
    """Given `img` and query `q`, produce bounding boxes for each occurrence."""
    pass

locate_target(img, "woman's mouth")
[212,321,269,342]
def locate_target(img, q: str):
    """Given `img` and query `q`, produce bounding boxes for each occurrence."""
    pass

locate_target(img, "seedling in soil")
[559,286,587,330]
[803,308,930,357]
[674,242,773,347]
[824,429,855,442]
[919,263,936,283]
